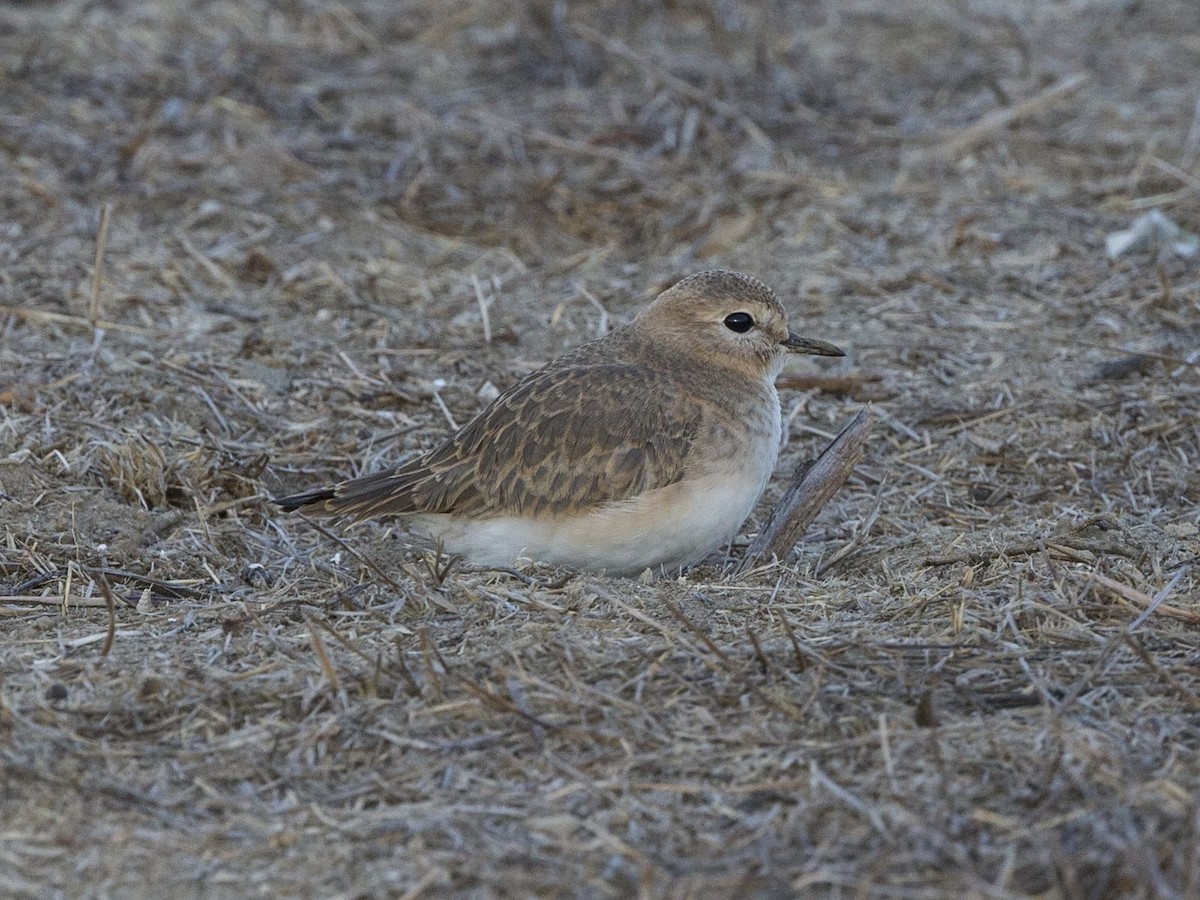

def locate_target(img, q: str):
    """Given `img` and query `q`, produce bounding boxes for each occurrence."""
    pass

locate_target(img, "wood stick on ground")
[775,371,894,401]
[1,595,113,608]
[90,202,112,332]
[1091,571,1200,625]
[571,22,773,150]
[775,372,883,392]
[741,407,873,572]
[97,573,117,658]
[0,305,151,336]
[936,72,1090,159]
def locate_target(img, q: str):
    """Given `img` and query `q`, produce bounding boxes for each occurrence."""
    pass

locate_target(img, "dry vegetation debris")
[1,0,1199,896]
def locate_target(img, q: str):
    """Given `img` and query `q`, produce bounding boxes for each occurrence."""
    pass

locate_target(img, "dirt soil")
[2,1,1200,897]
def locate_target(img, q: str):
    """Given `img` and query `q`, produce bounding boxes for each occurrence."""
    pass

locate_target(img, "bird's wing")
[314,363,703,519]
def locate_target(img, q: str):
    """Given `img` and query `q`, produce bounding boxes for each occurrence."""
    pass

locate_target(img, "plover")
[277,270,844,576]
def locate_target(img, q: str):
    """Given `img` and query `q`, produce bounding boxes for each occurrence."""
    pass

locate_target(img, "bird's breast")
[697,383,782,470]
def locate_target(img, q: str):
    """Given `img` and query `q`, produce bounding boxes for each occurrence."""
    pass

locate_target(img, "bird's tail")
[274,486,338,512]
[275,467,421,517]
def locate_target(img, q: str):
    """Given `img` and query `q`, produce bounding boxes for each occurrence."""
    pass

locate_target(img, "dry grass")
[2,0,1200,896]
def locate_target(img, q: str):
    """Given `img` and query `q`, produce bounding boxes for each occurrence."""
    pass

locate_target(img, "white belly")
[417,400,782,577]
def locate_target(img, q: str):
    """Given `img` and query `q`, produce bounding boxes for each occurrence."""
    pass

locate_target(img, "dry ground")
[2,0,1200,897]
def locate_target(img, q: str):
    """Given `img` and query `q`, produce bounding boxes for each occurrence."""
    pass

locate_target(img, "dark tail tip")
[274,487,337,512]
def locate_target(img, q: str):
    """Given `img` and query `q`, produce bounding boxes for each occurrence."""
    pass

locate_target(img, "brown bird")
[277,270,844,576]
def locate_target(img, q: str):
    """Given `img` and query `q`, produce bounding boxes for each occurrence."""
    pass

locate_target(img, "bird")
[276,270,844,576]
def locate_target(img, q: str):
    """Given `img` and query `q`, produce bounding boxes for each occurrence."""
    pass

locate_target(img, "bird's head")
[634,269,844,379]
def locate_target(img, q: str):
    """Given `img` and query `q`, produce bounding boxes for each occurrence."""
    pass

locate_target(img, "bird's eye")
[723,312,754,333]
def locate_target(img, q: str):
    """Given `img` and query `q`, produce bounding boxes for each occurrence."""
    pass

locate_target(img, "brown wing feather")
[312,364,700,520]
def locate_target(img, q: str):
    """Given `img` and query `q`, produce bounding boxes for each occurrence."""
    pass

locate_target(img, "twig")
[471,274,492,345]
[926,538,1100,568]
[741,407,873,571]
[88,567,206,599]
[62,560,73,617]
[815,487,883,576]
[575,283,609,336]
[90,202,112,333]
[1092,570,1198,626]
[97,573,117,658]
[809,760,889,837]
[304,615,341,692]
[177,235,235,291]
[775,371,892,401]
[779,614,808,672]
[571,22,773,150]
[474,111,647,173]
[746,626,773,677]
[0,305,151,336]
[398,868,445,900]
[1121,633,1200,711]
[296,513,410,596]
[1070,339,1200,379]
[1,595,112,608]
[1085,353,1156,384]
[430,387,460,431]
[422,631,559,731]
[662,598,734,670]
[935,73,1090,159]
[1059,569,1196,714]
[1137,573,1188,632]
[1148,156,1200,194]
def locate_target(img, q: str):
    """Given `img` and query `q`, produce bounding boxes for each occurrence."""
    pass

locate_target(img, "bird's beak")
[781,331,845,357]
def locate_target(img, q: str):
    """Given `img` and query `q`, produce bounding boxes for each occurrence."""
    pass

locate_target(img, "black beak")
[781,331,845,357]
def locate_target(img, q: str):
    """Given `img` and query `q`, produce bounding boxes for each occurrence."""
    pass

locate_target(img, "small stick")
[775,371,894,400]
[775,372,883,392]
[575,283,610,336]
[430,388,460,431]
[925,516,1119,567]
[177,235,235,290]
[1092,571,1199,625]
[88,566,206,599]
[90,202,112,333]
[571,22,773,150]
[97,573,117,658]
[473,111,647,173]
[471,274,492,345]
[662,598,734,670]
[304,615,341,692]
[1,595,112,608]
[936,73,1089,159]
[296,513,409,596]
[1148,155,1200,193]
[0,305,150,336]
[61,561,74,617]
[741,407,873,571]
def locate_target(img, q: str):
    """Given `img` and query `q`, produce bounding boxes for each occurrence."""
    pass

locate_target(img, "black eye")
[723,312,754,333]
